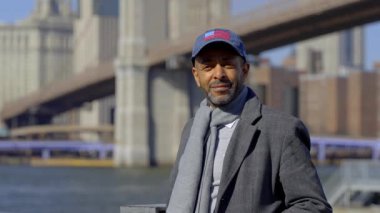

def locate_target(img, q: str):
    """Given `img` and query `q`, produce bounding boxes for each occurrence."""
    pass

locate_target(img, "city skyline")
[0,0,379,166]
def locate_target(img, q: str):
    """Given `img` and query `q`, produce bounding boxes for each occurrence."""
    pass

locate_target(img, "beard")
[207,80,240,107]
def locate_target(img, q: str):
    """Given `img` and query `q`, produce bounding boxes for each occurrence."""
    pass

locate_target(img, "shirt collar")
[225,119,238,128]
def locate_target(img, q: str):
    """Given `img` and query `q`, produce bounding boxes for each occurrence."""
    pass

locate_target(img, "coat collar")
[239,88,262,126]
[214,88,262,211]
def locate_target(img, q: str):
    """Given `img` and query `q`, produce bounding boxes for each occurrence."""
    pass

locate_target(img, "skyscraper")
[0,0,74,127]
[296,27,364,75]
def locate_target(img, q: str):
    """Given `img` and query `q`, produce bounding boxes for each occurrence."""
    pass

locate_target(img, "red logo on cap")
[204,30,231,41]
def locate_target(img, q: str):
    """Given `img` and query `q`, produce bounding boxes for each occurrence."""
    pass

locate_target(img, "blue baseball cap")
[191,28,247,63]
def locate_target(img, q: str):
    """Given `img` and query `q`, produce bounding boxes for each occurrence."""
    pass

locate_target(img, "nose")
[213,64,226,79]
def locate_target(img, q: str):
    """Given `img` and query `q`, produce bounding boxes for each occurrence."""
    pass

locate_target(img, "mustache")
[209,80,232,86]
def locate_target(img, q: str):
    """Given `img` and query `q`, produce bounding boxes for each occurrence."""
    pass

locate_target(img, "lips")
[210,83,231,92]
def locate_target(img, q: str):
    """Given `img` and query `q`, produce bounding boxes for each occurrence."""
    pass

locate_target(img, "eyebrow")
[197,55,237,62]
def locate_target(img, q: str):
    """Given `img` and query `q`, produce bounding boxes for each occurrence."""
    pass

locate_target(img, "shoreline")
[0,156,114,167]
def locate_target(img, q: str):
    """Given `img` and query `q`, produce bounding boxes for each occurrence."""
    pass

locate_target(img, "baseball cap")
[191,28,247,63]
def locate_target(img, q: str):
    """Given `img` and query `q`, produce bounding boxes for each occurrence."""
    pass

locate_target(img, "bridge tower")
[114,0,230,167]
[114,0,168,167]
[168,0,230,39]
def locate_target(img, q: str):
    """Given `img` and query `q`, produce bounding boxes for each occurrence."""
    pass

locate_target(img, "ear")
[192,67,201,87]
[242,62,250,80]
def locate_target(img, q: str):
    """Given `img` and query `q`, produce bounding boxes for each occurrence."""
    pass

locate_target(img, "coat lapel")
[215,92,262,210]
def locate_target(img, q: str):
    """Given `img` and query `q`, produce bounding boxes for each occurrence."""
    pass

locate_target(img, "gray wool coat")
[168,88,332,213]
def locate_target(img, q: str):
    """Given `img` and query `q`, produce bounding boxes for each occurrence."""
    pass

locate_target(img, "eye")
[221,57,237,68]
[224,65,235,69]
[222,61,236,69]
[202,65,213,72]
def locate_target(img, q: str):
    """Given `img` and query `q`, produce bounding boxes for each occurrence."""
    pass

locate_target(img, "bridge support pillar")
[113,0,150,167]
[114,65,150,167]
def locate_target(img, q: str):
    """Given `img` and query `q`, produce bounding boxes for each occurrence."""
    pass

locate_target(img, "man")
[167,28,332,213]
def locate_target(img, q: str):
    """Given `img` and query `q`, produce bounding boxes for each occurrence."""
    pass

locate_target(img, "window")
[284,86,299,117]
[309,49,323,74]
[252,84,266,105]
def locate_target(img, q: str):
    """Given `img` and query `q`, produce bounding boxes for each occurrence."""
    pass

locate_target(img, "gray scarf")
[167,86,248,213]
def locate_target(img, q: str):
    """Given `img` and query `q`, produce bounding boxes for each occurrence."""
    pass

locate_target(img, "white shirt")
[210,119,239,212]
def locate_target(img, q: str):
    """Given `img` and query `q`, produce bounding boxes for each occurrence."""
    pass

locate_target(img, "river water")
[0,166,172,213]
[0,165,336,213]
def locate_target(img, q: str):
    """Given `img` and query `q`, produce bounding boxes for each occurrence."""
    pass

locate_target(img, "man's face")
[192,43,249,107]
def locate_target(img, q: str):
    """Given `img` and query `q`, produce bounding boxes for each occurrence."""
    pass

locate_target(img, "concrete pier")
[114,0,150,167]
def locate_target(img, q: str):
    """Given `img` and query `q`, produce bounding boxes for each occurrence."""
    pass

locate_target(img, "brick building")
[249,62,379,138]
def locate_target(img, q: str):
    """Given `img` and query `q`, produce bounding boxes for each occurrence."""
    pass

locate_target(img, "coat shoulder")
[258,105,311,150]
[261,105,300,124]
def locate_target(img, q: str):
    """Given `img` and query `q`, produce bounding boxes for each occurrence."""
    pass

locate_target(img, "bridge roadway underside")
[2,62,115,127]
[241,1,380,53]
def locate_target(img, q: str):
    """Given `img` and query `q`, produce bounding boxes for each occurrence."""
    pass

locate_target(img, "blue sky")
[1,0,379,70]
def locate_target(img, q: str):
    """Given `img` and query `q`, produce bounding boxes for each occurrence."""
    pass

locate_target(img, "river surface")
[0,165,336,213]
[0,166,172,213]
